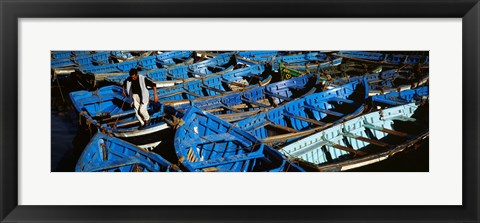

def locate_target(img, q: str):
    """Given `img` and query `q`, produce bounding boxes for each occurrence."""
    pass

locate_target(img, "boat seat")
[114,119,140,128]
[303,104,344,117]
[328,97,354,104]
[364,123,408,137]
[264,90,292,101]
[190,152,265,169]
[327,142,367,156]
[241,96,269,108]
[341,132,389,147]
[283,112,325,126]
[202,85,226,93]
[186,133,252,147]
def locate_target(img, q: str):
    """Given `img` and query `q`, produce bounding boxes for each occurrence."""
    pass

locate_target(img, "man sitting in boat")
[123,68,158,129]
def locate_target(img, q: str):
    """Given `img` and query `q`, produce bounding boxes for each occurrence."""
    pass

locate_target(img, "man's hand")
[122,90,127,97]
[154,95,159,103]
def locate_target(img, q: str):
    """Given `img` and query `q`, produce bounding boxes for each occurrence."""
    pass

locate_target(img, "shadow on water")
[51,77,93,172]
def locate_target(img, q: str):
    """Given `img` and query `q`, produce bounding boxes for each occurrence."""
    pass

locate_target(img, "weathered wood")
[283,113,325,126]
[266,122,299,133]
[265,90,292,101]
[304,104,344,117]
[241,97,270,108]
[342,132,389,147]
[330,143,367,156]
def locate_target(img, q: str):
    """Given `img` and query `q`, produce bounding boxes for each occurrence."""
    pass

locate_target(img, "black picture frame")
[1,0,478,222]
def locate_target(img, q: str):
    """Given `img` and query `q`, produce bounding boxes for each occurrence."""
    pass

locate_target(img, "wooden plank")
[241,97,270,108]
[265,90,292,101]
[266,122,299,133]
[114,119,140,128]
[364,124,408,137]
[222,79,249,88]
[342,132,389,147]
[217,109,264,122]
[182,90,202,98]
[330,143,367,156]
[283,112,325,126]
[220,103,242,113]
[303,104,344,117]
[201,84,226,93]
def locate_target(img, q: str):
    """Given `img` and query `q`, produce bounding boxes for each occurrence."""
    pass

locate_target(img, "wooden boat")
[243,52,332,68]
[149,64,271,102]
[52,51,72,59]
[69,85,170,148]
[279,57,343,80]
[79,51,194,75]
[371,86,429,106]
[335,51,429,65]
[170,73,321,122]
[110,51,134,62]
[285,62,382,78]
[235,80,368,145]
[74,51,197,89]
[236,51,281,60]
[155,51,193,67]
[188,52,234,76]
[173,107,305,172]
[102,53,235,87]
[76,132,180,172]
[69,64,269,146]
[281,102,428,171]
[326,69,429,96]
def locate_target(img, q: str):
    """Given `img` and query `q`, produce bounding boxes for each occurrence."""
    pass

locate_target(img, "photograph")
[51,50,429,172]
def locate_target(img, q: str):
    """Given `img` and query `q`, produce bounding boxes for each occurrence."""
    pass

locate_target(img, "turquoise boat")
[281,102,428,171]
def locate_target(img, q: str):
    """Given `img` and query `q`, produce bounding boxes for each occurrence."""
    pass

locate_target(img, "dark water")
[51,78,429,172]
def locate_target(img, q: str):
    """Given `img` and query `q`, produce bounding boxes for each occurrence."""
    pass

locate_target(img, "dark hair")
[129,68,138,76]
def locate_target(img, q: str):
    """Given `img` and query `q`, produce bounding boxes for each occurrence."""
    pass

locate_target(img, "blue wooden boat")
[173,107,305,172]
[279,57,343,79]
[149,64,271,102]
[371,86,429,106]
[104,54,236,86]
[169,73,321,122]
[69,64,270,145]
[188,53,234,76]
[255,52,331,69]
[156,51,193,67]
[69,85,170,148]
[79,51,193,75]
[52,51,72,59]
[74,51,111,67]
[281,102,428,171]
[76,132,180,172]
[335,51,429,65]
[236,51,280,60]
[235,80,368,145]
[111,51,134,62]
[326,69,429,96]
[51,58,77,68]
[52,51,109,69]
[72,51,91,57]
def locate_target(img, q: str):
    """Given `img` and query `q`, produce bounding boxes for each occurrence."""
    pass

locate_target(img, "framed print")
[1,0,479,222]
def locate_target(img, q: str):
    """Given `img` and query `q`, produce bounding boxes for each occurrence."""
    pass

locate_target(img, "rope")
[112,96,128,127]
[56,79,66,103]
